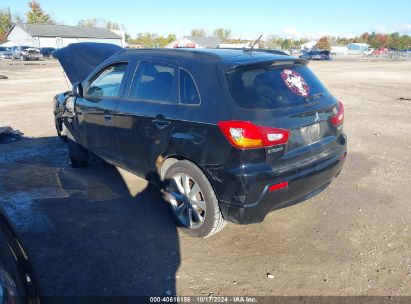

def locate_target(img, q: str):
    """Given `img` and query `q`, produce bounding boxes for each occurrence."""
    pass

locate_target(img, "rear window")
[226,64,329,110]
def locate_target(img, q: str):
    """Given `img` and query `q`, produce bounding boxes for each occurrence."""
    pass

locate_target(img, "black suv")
[40,47,56,58]
[54,43,346,237]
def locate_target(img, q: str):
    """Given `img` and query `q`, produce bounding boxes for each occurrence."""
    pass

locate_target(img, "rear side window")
[129,61,176,103]
[86,62,128,98]
[179,69,200,104]
[226,64,329,109]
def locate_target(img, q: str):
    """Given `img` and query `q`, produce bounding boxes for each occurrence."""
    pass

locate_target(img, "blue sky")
[4,0,411,39]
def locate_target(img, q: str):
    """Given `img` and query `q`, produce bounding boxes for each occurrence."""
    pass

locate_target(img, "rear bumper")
[218,148,346,224]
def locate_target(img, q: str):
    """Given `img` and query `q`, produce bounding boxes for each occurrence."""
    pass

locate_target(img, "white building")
[331,45,348,55]
[217,42,258,49]
[111,30,127,48]
[346,43,370,54]
[165,36,222,48]
[7,23,123,48]
[0,41,17,47]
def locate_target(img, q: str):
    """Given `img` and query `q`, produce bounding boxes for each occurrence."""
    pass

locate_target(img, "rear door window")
[179,69,200,104]
[129,61,177,103]
[226,64,329,110]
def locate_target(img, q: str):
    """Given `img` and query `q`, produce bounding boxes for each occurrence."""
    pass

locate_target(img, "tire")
[163,160,226,238]
[20,55,25,61]
[0,229,29,303]
[67,138,89,167]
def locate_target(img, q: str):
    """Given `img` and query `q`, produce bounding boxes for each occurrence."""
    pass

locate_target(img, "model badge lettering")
[267,147,284,154]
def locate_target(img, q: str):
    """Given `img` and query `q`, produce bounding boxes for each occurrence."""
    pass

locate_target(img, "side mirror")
[72,82,83,98]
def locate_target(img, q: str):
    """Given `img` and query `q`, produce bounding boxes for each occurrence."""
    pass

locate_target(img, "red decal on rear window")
[281,69,310,97]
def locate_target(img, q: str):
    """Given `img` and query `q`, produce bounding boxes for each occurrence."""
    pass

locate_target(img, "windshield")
[226,64,329,110]
[0,47,10,51]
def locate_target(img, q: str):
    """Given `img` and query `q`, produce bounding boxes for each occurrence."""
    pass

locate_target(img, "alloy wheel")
[167,173,207,228]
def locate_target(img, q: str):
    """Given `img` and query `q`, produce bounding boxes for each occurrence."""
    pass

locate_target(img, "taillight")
[218,121,290,149]
[330,100,344,127]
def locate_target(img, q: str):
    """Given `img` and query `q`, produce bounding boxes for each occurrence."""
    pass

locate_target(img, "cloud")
[281,27,335,39]
[243,23,411,41]
[276,23,411,40]
[281,27,300,38]
[373,23,411,34]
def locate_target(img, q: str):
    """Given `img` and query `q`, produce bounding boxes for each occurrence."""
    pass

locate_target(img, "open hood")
[54,42,123,84]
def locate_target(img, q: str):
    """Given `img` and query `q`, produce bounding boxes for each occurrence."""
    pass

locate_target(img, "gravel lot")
[0,57,410,298]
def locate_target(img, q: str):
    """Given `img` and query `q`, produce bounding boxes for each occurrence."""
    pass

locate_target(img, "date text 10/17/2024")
[149,296,258,303]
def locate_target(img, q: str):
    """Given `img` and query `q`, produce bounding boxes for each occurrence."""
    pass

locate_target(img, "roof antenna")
[245,34,263,53]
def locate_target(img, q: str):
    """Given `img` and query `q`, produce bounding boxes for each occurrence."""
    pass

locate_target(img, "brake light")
[330,100,344,127]
[218,121,290,149]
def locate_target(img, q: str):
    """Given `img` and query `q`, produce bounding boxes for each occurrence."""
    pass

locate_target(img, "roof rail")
[122,47,221,61]
[215,47,288,56]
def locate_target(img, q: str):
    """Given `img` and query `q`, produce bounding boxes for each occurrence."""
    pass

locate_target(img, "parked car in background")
[40,47,56,58]
[54,43,346,237]
[300,50,332,60]
[371,48,389,56]
[0,46,12,59]
[11,45,42,60]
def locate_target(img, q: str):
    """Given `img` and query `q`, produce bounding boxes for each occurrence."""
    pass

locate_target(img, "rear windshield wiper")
[304,93,324,102]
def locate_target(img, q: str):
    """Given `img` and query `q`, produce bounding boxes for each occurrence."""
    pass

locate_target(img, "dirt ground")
[0,57,410,298]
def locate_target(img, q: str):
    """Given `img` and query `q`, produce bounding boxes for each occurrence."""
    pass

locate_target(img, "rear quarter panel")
[162,59,267,203]
[163,59,232,164]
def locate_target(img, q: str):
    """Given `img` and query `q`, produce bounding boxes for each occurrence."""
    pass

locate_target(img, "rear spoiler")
[226,58,308,73]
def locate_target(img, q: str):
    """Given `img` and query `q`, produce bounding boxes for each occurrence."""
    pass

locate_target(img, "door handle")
[104,114,113,121]
[152,118,170,129]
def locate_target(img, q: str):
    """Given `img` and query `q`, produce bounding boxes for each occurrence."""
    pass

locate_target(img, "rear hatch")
[224,60,344,171]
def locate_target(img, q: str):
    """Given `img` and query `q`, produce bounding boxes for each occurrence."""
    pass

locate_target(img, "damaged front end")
[21,48,42,61]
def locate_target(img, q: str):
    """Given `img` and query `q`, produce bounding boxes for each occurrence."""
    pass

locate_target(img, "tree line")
[312,33,411,51]
[130,29,410,50]
[337,32,411,50]
[1,1,410,50]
